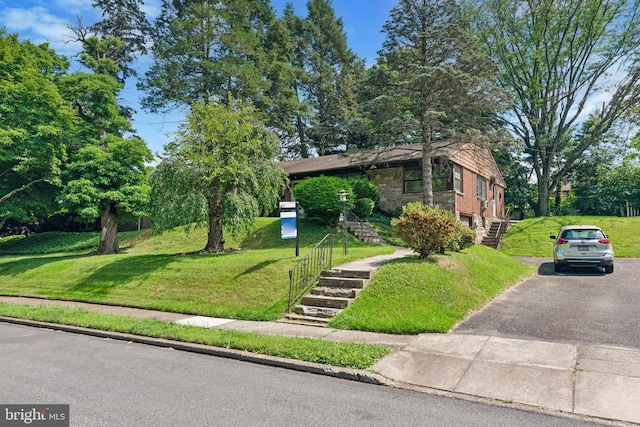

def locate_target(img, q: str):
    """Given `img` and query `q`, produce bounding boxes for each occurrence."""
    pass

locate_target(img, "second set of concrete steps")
[284,269,373,326]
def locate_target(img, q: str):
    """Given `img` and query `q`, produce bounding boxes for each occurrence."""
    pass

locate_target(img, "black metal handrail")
[494,207,512,239]
[287,234,334,313]
[345,210,362,223]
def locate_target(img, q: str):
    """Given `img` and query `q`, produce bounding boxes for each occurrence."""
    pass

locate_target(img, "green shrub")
[294,176,353,225]
[391,203,458,258]
[351,179,380,204]
[447,226,477,252]
[353,198,375,218]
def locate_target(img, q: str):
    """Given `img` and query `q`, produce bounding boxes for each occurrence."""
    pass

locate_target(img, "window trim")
[454,164,463,193]
[403,166,423,194]
[476,174,487,199]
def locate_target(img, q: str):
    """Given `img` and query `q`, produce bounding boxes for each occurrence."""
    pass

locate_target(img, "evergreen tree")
[139,0,275,112]
[362,0,505,206]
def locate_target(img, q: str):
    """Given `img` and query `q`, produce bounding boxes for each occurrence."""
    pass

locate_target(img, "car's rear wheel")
[604,264,614,274]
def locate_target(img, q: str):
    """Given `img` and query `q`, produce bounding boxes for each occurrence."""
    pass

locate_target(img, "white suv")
[550,225,614,273]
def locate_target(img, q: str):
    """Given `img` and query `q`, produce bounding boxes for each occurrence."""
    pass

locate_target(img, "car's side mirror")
[550,235,556,240]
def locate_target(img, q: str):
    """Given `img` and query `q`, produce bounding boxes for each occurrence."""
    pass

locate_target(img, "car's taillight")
[557,238,568,244]
[599,238,610,244]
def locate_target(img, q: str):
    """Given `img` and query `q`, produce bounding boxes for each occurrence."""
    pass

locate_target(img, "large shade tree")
[361,0,506,207]
[58,15,152,254]
[470,0,640,216]
[150,102,288,253]
[0,30,75,230]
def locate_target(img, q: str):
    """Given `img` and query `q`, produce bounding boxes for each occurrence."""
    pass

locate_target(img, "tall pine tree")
[362,0,505,206]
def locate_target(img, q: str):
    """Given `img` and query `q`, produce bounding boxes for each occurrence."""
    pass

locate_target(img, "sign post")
[279,201,299,256]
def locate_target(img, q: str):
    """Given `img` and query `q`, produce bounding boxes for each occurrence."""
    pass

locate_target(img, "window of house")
[476,174,487,199]
[454,164,463,193]
[404,166,423,193]
[432,160,451,191]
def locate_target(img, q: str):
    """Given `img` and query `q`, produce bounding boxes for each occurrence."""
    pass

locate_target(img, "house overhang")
[279,143,506,188]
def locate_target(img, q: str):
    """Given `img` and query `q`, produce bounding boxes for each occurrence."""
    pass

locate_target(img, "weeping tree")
[150,102,288,253]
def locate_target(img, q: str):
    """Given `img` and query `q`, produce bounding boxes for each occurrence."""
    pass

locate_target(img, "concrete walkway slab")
[575,371,640,423]
[405,334,488,358]
[456,360,574,412]
[372,351,473,391]
[175,316,234,328]
[477,336,577,369]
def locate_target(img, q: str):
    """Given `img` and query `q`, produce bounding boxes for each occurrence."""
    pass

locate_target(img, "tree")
[471,0,640,216]
[362,0,505,207]
[149,102,288,253]
[260,14,309,158]
[140,0,275,112]
[88,0,150,83]
[303,0,366,156]
[59,27,152,254]
[492,143,536,216]
[0,30,75,229]
[282,0,366,157]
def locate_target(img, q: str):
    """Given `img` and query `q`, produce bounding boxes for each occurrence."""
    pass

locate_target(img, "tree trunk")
[422,145,434,207]
[96,203,120,255]
[537,184,550,217]
[204,196,225,253]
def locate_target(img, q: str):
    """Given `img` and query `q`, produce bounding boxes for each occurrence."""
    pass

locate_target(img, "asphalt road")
[0,323,604,427]
[453,258,640,349]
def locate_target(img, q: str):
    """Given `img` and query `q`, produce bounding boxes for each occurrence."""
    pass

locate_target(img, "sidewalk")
[1,248,640,424]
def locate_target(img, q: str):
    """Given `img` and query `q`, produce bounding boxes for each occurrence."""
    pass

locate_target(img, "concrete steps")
[283,268,373,326]
[345,221,385,245]
[482,221,506,249]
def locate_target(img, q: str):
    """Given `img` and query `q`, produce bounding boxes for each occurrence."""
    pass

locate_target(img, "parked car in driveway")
[550,225,614,273]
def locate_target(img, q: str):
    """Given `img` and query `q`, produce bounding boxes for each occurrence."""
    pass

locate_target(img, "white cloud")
[1,7,77,53]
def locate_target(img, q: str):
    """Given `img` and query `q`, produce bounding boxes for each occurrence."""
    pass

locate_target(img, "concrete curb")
[2,316,632,426]
[0,316,392,387]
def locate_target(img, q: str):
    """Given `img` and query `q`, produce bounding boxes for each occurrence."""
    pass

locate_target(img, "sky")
[0,0,398,156]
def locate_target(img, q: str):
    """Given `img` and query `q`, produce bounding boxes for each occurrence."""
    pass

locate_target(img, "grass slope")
[330,244,535,334]
[0,218,393,321]
[500,215,640,258]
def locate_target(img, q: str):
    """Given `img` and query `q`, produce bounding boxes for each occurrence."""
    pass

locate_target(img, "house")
[279,142,506,236]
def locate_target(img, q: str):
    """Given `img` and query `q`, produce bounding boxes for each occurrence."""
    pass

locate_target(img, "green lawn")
[330,244,535,333]
[500,215,640,258]
[0,218,394,321]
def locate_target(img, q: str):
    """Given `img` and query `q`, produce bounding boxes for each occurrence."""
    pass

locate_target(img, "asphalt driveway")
[452,258,640,349]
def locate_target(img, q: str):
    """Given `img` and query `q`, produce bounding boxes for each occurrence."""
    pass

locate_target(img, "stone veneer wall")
[367,167,456,213]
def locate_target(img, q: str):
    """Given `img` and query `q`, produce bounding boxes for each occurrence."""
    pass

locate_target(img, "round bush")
[294,176,353,225]
[351,179,380,204]
[353,198,374,218]
[391,203,458,258]
[447,225,477,252]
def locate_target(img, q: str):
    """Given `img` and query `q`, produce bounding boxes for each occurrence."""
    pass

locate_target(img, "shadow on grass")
[69,254,178,297]
[0,254,87,275]
[235,260,280,279]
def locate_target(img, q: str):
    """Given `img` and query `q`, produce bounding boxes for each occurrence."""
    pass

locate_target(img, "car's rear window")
[561,229,604,240]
